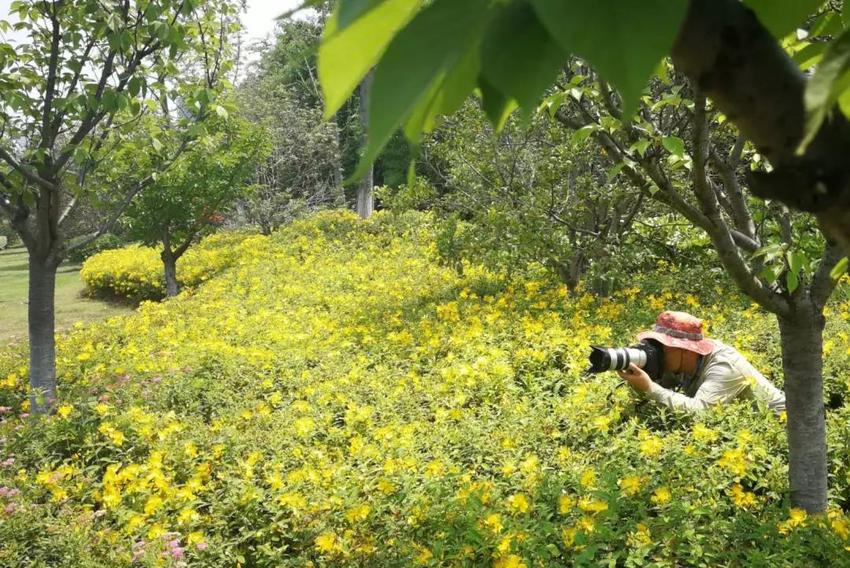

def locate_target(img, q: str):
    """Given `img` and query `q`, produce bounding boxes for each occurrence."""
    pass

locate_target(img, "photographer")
[617,311,786,413]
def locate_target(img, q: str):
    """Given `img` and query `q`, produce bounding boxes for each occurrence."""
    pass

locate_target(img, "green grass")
[0,245,132,343]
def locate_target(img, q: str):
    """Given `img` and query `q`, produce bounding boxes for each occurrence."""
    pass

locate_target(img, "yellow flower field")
[2,211,850,566]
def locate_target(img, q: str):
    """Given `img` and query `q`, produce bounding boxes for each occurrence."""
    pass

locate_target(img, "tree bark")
[778,301,828,513]
[27,255,59,413]
[161,248,179,298]
[357,71,374,219]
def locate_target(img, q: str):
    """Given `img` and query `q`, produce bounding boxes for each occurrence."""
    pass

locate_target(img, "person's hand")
[617,363,652,392]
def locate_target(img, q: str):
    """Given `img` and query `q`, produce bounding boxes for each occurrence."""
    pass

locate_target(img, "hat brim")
[637,331,716,356]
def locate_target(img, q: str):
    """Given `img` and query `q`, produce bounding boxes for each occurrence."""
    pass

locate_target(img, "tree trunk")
[330,112,346,207]
[778,301,827,513]
[28,256,59,413]
[357,71,374,219]
[161,249,179,298]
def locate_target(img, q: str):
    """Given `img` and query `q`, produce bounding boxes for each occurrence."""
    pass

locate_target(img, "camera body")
[586,339,665,382]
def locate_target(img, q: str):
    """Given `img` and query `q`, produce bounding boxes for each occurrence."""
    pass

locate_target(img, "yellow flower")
[125,514,145,533]
[493,554,527,568]
[315,532,337,554]
[56,404,73,419]
[778,508,808,534]
[629,523,652,547]
[562,526,577,548]
[618,476,644,497]
[639,436,664,458]
[187,531,206,546]
[578,497,608,514]
[579,468,596,488]
[483,513,504,533]
[147,523,167,539]
[506,493,530,514]
[184,442,198,458]
[578,515,596,533]
[692,424,718,443]
[293,416,316,437]
[718,447,748,476]
[278,492,307,511]
[178,507,199,524]
[651,487,671,505]
[558,494,574,514]
[830,510,850,540]
[789,508,807,524]
[345,504,370,524]
[414,545,433,564]
[143,495,164,516]
[729,484,757,509]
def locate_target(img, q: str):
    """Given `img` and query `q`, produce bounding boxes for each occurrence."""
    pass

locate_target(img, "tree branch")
[691,92,789,316]
[67,138,192,252]
[0,147,60,192]
[810,242,843,310]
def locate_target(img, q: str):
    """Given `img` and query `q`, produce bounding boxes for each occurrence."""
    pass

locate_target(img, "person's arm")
[620,361,747,414]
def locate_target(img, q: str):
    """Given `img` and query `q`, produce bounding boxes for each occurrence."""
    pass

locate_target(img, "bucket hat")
[637,311,716,356]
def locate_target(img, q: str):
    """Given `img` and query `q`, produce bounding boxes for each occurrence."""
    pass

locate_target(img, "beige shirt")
[645,340,786,413]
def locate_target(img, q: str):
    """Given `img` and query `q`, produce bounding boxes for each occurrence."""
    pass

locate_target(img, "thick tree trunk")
[778,301,827,513]
[28,256,58,413]
[161,249,179,298]
[357,71,374,219]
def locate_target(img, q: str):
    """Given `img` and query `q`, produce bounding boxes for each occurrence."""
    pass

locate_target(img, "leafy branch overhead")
[317,0,850,229]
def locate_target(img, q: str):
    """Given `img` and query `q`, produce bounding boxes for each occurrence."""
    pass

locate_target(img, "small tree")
[0,0,239,412]
[124,114,269,296]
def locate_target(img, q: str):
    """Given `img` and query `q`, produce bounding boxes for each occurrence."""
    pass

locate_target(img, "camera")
[586,339,665,382]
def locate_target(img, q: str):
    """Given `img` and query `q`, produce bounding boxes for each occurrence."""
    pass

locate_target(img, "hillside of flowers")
[3,211,850,567]
[80,232,264,301]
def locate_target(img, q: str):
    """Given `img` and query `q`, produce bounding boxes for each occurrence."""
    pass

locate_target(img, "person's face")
[662,344,684,373]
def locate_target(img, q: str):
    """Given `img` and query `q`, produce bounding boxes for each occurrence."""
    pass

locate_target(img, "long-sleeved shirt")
[645,340,786,413]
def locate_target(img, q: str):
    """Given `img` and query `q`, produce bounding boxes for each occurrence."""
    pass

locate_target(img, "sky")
[0,0,305,46]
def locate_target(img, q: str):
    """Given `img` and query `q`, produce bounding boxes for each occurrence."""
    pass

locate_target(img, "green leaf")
[338,0,383,28]
[606,162,625,182]
[479,78,517,130]
[571,124,597,146]
[530,0,687,117]
[786,251,804,275]
[662,135,685,158]
[830,256,849,280]
[404,46,480,140]
[318,0,422,118]
[801,28,850,152]
[631,138,650,157]
[480,1,566,111]
[354,0,491,179]
[128,76,143,97]
[743,0,826,39]
[760,264,780,284]
[793,42,826,70]
[214,105,229,119]
[786,269,799,293]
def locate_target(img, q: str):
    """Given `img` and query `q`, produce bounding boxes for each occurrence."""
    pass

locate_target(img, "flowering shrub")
[80,231,263,301]
[3,210,850,566]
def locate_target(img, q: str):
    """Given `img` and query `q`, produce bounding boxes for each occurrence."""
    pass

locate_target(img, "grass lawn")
[0,245,132,343]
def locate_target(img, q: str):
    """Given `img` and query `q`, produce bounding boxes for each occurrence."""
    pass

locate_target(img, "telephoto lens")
[587,346,647,373]
[585,339,665,381]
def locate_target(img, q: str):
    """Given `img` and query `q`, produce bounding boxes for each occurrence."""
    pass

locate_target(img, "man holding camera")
[616,311,786,413]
